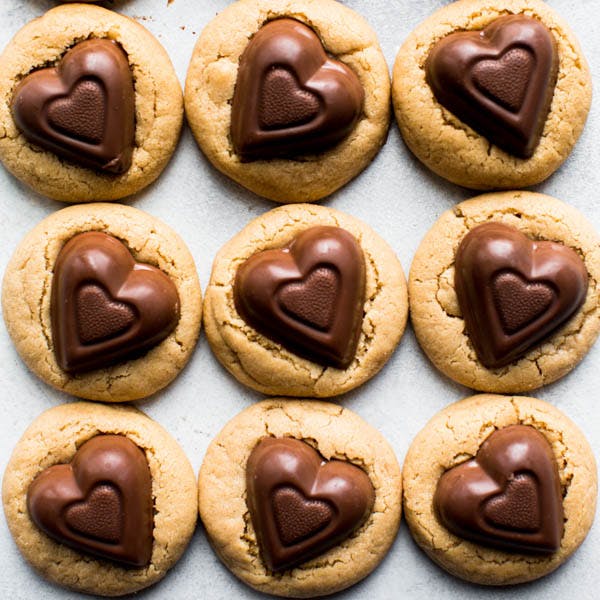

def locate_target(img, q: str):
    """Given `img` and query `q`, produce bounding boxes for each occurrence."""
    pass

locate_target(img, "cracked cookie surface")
[2,203,202,402]
[198,399,402,597]
[402,394,597,585]
[409,191,600,393]
[0,4,182,202]
[392,0,591,189]
[184,0,390,203]
[203,203,408,397]
[2,402,198,596]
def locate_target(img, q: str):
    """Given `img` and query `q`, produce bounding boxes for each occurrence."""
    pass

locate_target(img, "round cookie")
[184,0,390,203]
[2,203,202,402]
[198,399,402,597]
[2,401,198,596]
[203,203,408,397]
[409,191,600,393]
[402,394,597,585]
[392,0,591,189]
[0,4,183,202]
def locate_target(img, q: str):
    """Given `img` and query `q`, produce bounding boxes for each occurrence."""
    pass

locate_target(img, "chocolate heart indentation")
[434,425,563,554]
[11,39,135,173]
[51,231,180,374]
[454,222,588,368]
[27,435,153,567]
[259,68,321,130]
[272,486,333,546]
[426,15,558,157]
[234,226,365,369]
[231,18,364,160]
[246,437,374,571]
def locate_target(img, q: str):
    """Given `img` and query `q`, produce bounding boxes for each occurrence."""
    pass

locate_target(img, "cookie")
[2,401,198,596]
[198,399,402,597]
[203,204,408,397]
[2,203,202,402]
[185,0,390,203]
[392,0,591,189]
[402,394,597,585]
[0,4,182,202]
[409,191,600,393]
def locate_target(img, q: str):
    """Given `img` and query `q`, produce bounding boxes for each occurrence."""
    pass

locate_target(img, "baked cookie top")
[392,0,591,189]
[185,0,390,202]
[409,191,600,393]
[0,4,182,201]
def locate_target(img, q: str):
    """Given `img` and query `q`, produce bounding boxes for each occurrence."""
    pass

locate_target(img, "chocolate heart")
[234,226,365,368]
[51,231,180,374]
[246,437,374,571]
[426,15,558,158]
[454,222,588,368]
[27,435,153,567]
[12,39,135,173]
[230,18,364,161]
[434,425,564,554]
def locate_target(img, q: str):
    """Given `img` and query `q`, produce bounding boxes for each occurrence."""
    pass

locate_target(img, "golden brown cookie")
[184,0,390,203]
[402,394,597,585]
[198,399,402,597]
[392,0,591,189]
[2,203,202,402]
[0,4,182,201]
[2,402,198,596]
[409,192,600,393]
[203,204,408,397]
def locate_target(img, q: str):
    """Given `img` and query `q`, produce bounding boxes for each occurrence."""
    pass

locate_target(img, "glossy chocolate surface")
[246,437,374,571]
[12,39,135,173]
[27,435,153,567]
[51,231,180,374]
[234,226,365,369]
[435,425,564,554]
[454,222,588,368]
[426,15,558,158]
[230,18,364,161]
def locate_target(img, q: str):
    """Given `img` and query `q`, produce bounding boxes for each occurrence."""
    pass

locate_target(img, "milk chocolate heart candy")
[455,222,587,368]
[246,437,374,571]
[234,226,365,368]
[27,435,153,567]
[434,425,563,554]
[426,15,558,158]
[12,39,135,173]
[51,232,180,373]
[231,18,364,161]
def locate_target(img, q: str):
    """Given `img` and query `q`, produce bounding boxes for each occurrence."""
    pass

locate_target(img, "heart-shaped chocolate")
[51,231,180,374]
[454,222,588,368]
[27,435,153,567]
[234,226,365,369]
[230,18,364,161]
[246,437,374,571]
[12,39,135,173]
[426,15,558,158]
[434,425,564,554]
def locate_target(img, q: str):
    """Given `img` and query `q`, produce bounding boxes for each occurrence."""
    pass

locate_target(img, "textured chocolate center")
[65,484,123,543]
[492,271,555,334]
[272,486,334,547]
[472,48,534,113]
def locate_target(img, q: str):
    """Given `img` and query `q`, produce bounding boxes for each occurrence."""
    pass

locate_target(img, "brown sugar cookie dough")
[402,394,597,585]
[0,4,183,202]
[2,402,198,597]
[198,399,402,598]
[203,204,408,397]
[2,203,202,402]
[392,0,591,190]
[184,0,390,203]
[409,192,600,393]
